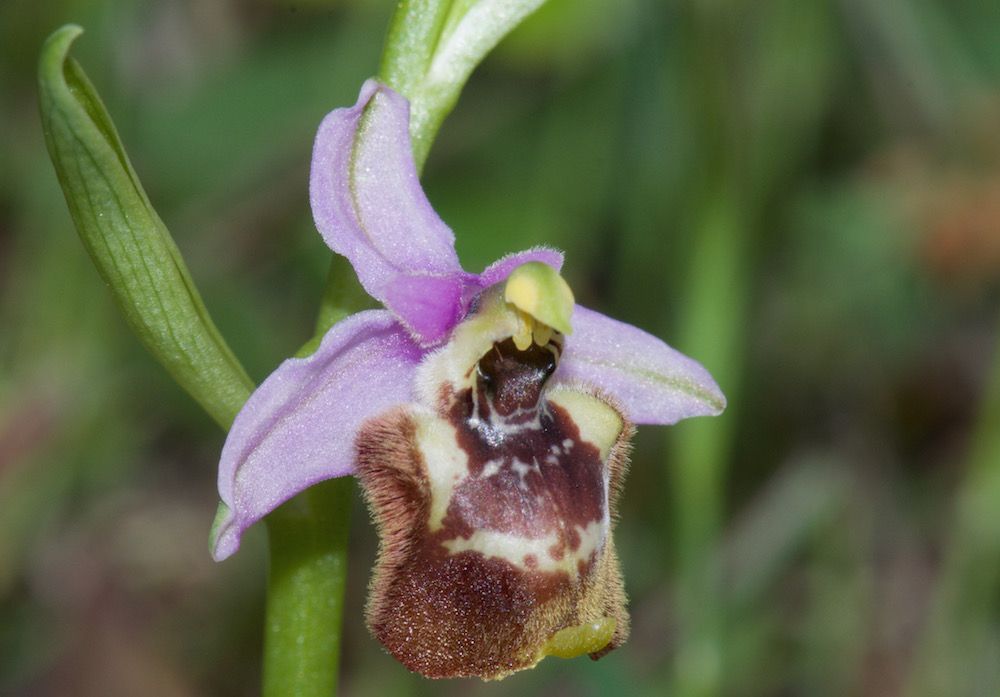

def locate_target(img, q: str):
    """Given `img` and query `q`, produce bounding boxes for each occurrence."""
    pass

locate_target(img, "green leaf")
[379,0,548,170]
[38,25,254,430]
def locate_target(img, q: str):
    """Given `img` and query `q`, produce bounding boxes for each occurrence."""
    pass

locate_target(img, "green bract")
[38,25,253,429]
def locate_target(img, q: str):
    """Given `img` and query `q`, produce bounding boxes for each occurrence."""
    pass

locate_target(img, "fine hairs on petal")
[477,246,565,289]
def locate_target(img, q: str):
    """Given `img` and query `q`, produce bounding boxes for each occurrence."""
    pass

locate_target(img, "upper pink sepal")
[310,80,466,346]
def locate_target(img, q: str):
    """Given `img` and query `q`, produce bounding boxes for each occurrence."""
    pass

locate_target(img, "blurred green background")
[3,0,1000,695]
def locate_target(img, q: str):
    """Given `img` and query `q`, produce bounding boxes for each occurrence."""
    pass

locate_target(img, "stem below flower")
[262,478,353,697]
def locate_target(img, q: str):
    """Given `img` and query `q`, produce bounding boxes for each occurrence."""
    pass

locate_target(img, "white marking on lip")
[511,457,541,488]
[480,460,501,478]
[416,415,470,532]
[441,520,607,576]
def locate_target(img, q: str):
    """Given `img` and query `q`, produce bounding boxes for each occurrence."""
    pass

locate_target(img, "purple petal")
[310,80,470,345]
[385,274,464,343]
[555,305,726,425]
[212,310,423,561]
[477,247,564,288]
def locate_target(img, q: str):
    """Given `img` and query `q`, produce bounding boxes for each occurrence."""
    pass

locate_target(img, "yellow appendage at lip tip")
[504,262,575,348]
[539,617,617,659]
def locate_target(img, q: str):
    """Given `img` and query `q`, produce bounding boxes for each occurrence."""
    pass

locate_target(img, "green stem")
[379,0,548,172]
[260,275,370,697]
[262,478,354,697]
[315,256,377,338]
[378,0,454,172]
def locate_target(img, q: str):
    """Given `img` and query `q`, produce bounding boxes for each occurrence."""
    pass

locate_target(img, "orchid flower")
[210,80,725,680]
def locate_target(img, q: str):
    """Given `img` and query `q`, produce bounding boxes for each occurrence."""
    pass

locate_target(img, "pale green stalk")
[379,0,547,171]
[262,479,354,697]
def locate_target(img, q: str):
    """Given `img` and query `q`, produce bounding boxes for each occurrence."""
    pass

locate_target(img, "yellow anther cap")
[503,262,575,337]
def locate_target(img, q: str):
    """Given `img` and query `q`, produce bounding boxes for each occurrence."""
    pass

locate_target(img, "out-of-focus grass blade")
[725,456,850,607]
[38,25,253,430]
[908,321,1000,697]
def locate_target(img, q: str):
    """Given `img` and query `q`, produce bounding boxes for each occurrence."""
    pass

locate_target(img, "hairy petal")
[477,246,564,289]
[310,80,469,345]
[212,310,423,560]
[555,305,726,425]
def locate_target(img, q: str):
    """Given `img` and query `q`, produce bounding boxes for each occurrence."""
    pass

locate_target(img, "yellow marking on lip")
[546,388,624,461]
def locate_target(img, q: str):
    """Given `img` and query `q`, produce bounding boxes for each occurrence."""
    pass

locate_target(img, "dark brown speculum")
[356,316,632,680]
[475,338,557,417]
